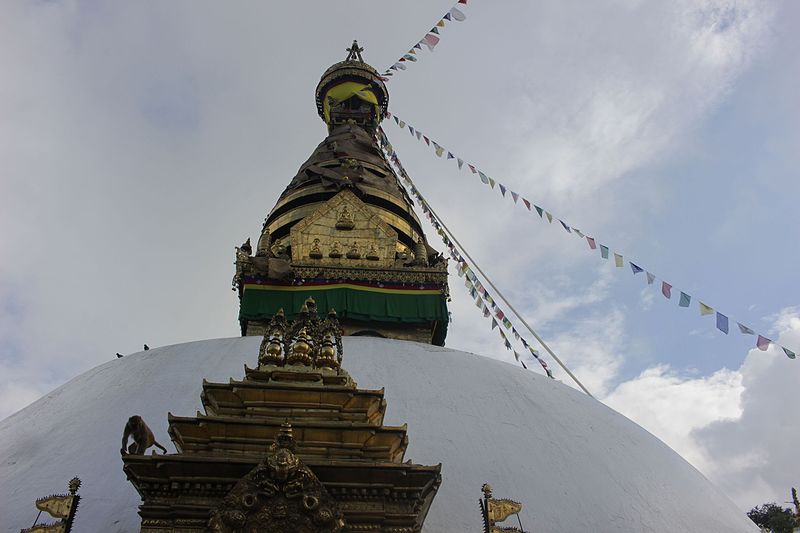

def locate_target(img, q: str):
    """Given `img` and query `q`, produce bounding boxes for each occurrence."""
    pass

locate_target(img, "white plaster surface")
[0,337,756,532]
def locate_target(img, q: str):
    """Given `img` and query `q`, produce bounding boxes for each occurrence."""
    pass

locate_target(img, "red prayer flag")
[661,282,672,299]
[586,237,597,250]
[522,198,531,210]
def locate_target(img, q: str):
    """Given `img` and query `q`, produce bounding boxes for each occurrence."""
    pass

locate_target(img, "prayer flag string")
[376,126,562,379]
[381,2,470,80]
[385,113,797,361]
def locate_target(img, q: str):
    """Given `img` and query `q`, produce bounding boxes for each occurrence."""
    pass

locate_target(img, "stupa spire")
[232,43,450,345]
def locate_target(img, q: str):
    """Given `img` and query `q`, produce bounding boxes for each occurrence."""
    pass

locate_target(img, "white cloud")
[604,308,800,511]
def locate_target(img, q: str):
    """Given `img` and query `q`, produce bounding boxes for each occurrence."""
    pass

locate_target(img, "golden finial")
[316,332,339,369]
[345,40,365,62]
[287,328,313,366]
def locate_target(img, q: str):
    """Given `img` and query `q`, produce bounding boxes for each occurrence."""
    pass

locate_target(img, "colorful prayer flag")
[447,151,454,160]
[511,191,519,203]
[488,178,496,189]
[545,212,553,223]
[679,292,691,307]
[523,198,531,210]
[737,322,755,335]
[662,282,672,299]
[434,144,444,157]
[491,318,498,330]
[468,164,477,173]
[416,130,422,140]
[614,253,623,267]
[502,317,512,329]
[534,206,544,218]
[495,309,505,320]
[646,272,656,285]
[600,245,609,259]
[587,237,597,250]
[423,136,430,146]
[630,262,643,274]
[700,302,714,316]
[478,171,489,184]
[757,335,771,351]
[450,6,467,20]
[716,312,729,334]
[783,347,796,359]
[560,221,572,233]
[436,19,445,28]
[499,183,507,196]
[457,158,464,169]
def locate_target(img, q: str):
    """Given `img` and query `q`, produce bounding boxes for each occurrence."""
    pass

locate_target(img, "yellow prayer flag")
[614,253,624,267]
[700,302,714,315]
[437,19,446,27]
[545,212,553,223]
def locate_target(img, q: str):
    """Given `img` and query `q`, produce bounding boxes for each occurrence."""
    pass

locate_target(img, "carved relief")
[289,190,398,268]
[208,424,344,533]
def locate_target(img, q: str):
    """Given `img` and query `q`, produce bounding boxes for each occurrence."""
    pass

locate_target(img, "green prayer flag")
[679,292,691,307]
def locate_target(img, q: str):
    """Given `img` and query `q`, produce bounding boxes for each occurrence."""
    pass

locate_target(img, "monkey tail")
[153,441,168,455]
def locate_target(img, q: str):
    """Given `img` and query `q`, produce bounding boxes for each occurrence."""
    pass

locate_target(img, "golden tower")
[233,41,450,345]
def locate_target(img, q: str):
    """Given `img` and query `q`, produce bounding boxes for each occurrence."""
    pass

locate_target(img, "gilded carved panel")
[289,190,398,269]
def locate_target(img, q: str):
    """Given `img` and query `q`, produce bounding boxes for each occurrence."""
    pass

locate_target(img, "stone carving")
[328,241,342,259]
[365,245,379,261]
[121,415,167,456]
[208,423,344,533]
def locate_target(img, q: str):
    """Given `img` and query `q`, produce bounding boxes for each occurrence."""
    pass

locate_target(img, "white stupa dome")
[0,336,755,532]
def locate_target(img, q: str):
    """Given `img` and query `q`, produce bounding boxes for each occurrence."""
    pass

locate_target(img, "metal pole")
[517,512,526,532]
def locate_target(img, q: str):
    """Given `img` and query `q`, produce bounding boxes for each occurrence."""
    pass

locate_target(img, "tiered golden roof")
[123,303,441,532]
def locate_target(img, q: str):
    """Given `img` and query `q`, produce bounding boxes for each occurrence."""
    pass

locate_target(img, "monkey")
[121,415,167,456]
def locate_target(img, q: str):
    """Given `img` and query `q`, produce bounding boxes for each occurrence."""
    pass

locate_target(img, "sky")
[1,0,798,513]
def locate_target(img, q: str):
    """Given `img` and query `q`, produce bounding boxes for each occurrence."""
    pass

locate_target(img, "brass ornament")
[20,478,81,533]
[208,423,344,533]
[345,242,360,259]
[309,239,323,260]
[335,207,355,230]
[480,483,526,533]
[328,241,342,259]
[287,328,313,366]
[315,333,339,370]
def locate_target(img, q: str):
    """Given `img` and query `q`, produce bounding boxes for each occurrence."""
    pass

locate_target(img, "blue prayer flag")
[716,312,729,334]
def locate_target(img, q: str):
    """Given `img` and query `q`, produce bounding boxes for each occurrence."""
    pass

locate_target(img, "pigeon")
[143,344,150,351]
[116,353,124,358]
